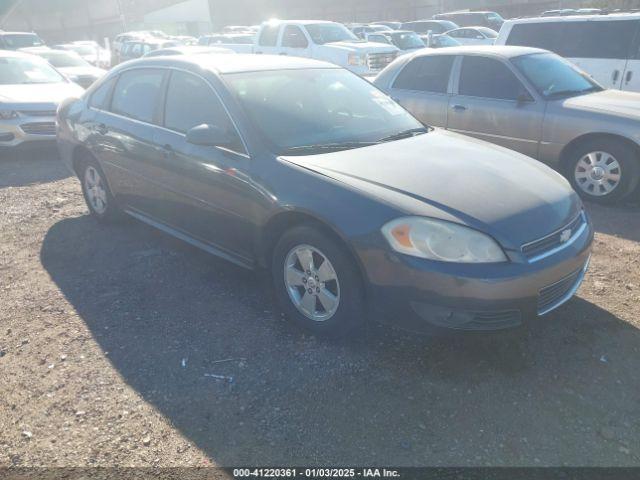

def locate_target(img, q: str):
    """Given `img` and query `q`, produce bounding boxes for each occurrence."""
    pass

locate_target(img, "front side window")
[259,24,280,46]
[458,56,525,101]
[304,23,359,45]
[393,55,453,93]
[512,52,602,98]
[164,71,243,152]
[89,76,116,109]
[0,56,65,85]
[225,68,424,154]
[111,69,164,123]
[282,25,309,48]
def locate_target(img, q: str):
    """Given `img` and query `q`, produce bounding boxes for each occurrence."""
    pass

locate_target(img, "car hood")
[58,66,107,78]
[0,82,84,106]
[323,40,399,53]
[559,89,640,119]
[282,129,581,249]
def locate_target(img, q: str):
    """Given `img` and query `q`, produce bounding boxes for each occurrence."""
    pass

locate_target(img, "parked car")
[0,31,45,50]
[144,45,234,57]
[371,21,402,30]
[350,24,392,39]
[434,11,505,31]
[375,46,640,203]
[0,50,83,149]
[57,54,592,335]
[366,30,426,52]
[446,27,498,45]
[496,14,640,92]
[23,48,106,88]
[252,20,399,76]
[198,33,256,53]
[423,33,461,48]
[117,39,180,64]
[55,41,111,69]
[401,20,459,34]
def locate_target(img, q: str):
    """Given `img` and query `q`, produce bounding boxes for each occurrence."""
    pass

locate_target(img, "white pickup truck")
[216,20,400,76]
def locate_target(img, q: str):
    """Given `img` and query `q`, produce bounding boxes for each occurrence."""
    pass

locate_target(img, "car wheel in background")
[272,225,365,336]
[79,159,122,222]
[566,138,640,204]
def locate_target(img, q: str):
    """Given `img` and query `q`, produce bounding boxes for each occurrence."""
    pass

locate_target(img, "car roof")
[121,54,339,74]
[265,20,335,26]
[0,31,39,35]
[506,12,640,23]
[408,45,546,58]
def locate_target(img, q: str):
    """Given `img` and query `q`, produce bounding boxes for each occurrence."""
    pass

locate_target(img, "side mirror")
[186,124,233,147]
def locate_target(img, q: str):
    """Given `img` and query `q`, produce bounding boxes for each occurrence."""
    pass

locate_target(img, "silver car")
[0,50,84,149]
[374,46,640,204]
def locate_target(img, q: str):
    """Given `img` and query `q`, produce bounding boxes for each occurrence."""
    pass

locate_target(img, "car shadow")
[0,149,70,188]
[40,215,640,466]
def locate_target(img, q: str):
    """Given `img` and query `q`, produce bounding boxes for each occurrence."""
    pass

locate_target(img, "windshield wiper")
[377,127,428,143]
[281,141,379,155]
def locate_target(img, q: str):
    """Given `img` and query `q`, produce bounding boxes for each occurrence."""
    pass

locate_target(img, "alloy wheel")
[84,165,108,214]
[574,151,622,197]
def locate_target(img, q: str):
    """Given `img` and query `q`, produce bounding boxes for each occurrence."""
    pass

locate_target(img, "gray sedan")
[374,46,640,203]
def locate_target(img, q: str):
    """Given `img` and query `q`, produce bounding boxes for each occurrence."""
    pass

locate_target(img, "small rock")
[22,431,32,439]
[60,354,67,361]
[142,436,151,446]
[626,284,635,291]
[599,355,608,363]
[75,411,86,417]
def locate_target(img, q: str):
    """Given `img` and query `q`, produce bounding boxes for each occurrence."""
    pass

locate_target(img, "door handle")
[451,104,467,112]
[95,123,108,135]
[160,144,174,158]
[612,70,620,83]
[626,71,633,83]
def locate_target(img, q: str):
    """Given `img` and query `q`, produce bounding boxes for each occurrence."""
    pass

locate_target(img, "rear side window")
[458,56,524,100]
[89,76,116,109]
[507,20,639,59]
[393,55,454,93]
[282,25,308,48]
[164,71,244,153]
[111,69,165,123]
[259,24,280,46]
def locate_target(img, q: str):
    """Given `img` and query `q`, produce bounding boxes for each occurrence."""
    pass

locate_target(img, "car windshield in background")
[392,32,424,49]
[2,33,45,49]
[512,53,602,99]
[304,23,359,44]
[40,51,88,68]
[0,56,65,84]
[225,68,425,154]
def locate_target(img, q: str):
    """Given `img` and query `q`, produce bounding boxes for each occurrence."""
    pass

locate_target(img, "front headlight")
[0,110,18,120]
[382,217,507,263]
[348,52,366,66]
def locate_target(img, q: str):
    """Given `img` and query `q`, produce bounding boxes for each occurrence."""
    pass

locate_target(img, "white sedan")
[445,27,498,45]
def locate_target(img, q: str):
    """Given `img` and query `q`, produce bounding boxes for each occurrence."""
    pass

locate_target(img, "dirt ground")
[1,150,639,468]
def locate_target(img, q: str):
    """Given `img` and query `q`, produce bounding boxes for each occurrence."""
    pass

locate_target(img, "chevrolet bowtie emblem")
[560,229,572,243]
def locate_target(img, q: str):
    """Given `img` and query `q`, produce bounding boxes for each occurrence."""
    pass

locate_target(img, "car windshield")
[391,32,425,49]
[0,56,65,84]
[40,51,89,68]
[304,23,359,44]
[512,52,603,99]
[225,68,425,155]
[1,33,45,49]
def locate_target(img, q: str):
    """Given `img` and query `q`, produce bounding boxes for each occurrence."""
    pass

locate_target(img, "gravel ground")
[1,150,639,468]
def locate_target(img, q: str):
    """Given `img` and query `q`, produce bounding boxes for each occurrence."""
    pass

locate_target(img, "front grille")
[467,310,522,330]
[20,122,56,136]
[19,110,56,117]
[367,51,397,71]
[522,212,586,261]
[537,267,583,315]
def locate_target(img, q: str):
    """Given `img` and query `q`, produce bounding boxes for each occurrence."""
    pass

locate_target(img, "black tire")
[78,157,122,222]
[271,225,365,337]
[565,138,640,205]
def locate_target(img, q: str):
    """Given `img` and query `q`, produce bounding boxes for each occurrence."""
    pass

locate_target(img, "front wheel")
[271,225,365,337]
[566,139,640,204]
[79,159,122,222]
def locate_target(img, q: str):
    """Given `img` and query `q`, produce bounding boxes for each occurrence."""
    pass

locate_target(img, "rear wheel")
[79,159,122,222]
[566,139,640,204]
[272,225,365,336]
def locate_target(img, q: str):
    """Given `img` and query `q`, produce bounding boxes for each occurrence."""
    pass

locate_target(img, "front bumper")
[360,217,594,333]
[0,113,57,148]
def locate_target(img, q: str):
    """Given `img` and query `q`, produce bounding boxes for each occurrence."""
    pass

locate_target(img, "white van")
[496,14,640,92]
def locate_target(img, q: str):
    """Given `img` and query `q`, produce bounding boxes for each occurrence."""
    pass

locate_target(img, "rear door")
[254,23,281,54]
[152,70,254,260]
[387,54,455,127]
[446,55,544,159]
